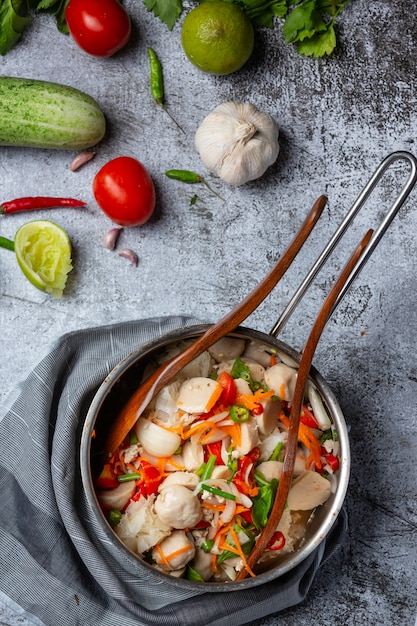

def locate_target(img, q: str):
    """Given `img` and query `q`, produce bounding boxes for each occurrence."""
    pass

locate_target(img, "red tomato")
[216,371,237,405]
[93,156,156,227]
[65,0,131,58]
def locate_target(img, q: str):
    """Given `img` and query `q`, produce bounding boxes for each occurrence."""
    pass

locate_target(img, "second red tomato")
[93,157,156,227]
[65,0,131,58]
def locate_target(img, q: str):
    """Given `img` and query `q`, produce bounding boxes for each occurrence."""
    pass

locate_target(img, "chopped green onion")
[269,441,284,462]
[253,470,271,487]
[117,472,141,482]
[201,454,217,481]
[201,484,236,501]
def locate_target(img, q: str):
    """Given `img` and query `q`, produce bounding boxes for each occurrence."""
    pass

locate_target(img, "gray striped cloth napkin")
[0,316,347,626]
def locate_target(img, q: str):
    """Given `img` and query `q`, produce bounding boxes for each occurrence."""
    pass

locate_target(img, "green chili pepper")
[186,565,205,582]
[165,169,224,201]
[201,484,236,501]
[147,47,185,133]
[129,429,138,445]
[107,509,122,528]
[117,472,141,482]
[201,539,215,553]
[229,404,251,423]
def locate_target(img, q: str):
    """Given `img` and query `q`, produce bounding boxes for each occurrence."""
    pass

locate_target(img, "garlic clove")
[118,248,138,266]
[103,227,123,250]
[195,102,279,186]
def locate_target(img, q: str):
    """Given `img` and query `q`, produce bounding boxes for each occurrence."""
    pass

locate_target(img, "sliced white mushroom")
[233,416,260,456]
[158,471,200,492]
[243,341,276,368]
[287,471,332,510]
[208,337,245,362]
[256,397,282,436]
[234,378,252,396]
[180,351,213,379]
[135,417,181,458]
[152,530,195,570]
[154,380,181,417]
[264,363,298,401]
[155,485,202,528]
[190,547,216,581]
[96,480,136,512]
[177,377,222,413]
[211,465,233,480]
[182,438,204,471]
[256,460,283,482]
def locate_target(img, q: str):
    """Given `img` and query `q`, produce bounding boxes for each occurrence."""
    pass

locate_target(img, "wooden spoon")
[103,195,328,459]
[236,228,374,580]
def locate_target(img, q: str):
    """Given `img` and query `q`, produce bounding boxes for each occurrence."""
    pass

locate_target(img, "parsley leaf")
[143,0,183,31]
[0,0,31,56]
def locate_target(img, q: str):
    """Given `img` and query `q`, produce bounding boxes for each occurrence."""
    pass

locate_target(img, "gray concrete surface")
[1,1,416,625]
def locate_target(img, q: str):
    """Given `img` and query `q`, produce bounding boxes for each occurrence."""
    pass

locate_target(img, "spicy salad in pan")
[95,336,340,582]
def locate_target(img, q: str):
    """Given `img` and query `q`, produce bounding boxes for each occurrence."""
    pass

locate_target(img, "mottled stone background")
[1,1,416,624]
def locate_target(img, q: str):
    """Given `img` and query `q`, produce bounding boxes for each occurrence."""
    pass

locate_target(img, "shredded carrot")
[270,354,277,366]
[229,527,256,577]
[163,544,193,563]
[201,501,226,512]
[212,552,218,572]
[182,420,217,439]
[220,422,241,447]
[279,412,322,468]
[218,541,240,556]
[155,544,172,569]
[166,456,186,470]
[236,388,275,411]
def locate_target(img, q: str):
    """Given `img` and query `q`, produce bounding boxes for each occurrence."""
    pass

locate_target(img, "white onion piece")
[135,418,181,457]
[307,383,332,430]
[220,496,236,523]
[97,480,136,511]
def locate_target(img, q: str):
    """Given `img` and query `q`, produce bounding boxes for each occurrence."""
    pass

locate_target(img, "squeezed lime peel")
[4,220,74,298]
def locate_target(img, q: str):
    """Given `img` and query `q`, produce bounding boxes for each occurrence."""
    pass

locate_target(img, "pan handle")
[269,150,417,338]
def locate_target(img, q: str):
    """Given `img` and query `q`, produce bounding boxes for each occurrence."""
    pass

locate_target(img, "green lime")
[181,1,254,76]
[14,220,73,298]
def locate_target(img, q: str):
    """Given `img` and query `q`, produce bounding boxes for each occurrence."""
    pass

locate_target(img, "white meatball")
[152,530,195,570]
[155,485,202,528]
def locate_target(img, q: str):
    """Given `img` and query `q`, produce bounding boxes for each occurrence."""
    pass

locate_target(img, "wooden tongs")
[104,151,417,465]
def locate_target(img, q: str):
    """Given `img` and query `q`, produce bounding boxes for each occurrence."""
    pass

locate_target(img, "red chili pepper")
[300,404,319,429]
[233,446,260,492]
[206,441,223,465]
[131,483,147,501]
[95,463,119,489]
[216,371,237,405]
[267,530,286,551]
[251,403,263,416]
[140,460,164,495]
[323,453,339,471]
[239,509,254,525]
[0,196,86,215]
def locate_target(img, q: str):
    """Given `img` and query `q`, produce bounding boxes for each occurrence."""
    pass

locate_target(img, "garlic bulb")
[195,102,279,186]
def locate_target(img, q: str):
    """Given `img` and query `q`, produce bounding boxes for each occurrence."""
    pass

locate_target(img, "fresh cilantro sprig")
[144,0,352,57]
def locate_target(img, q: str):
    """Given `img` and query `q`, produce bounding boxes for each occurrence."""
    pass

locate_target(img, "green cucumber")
[0,76,106,150]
